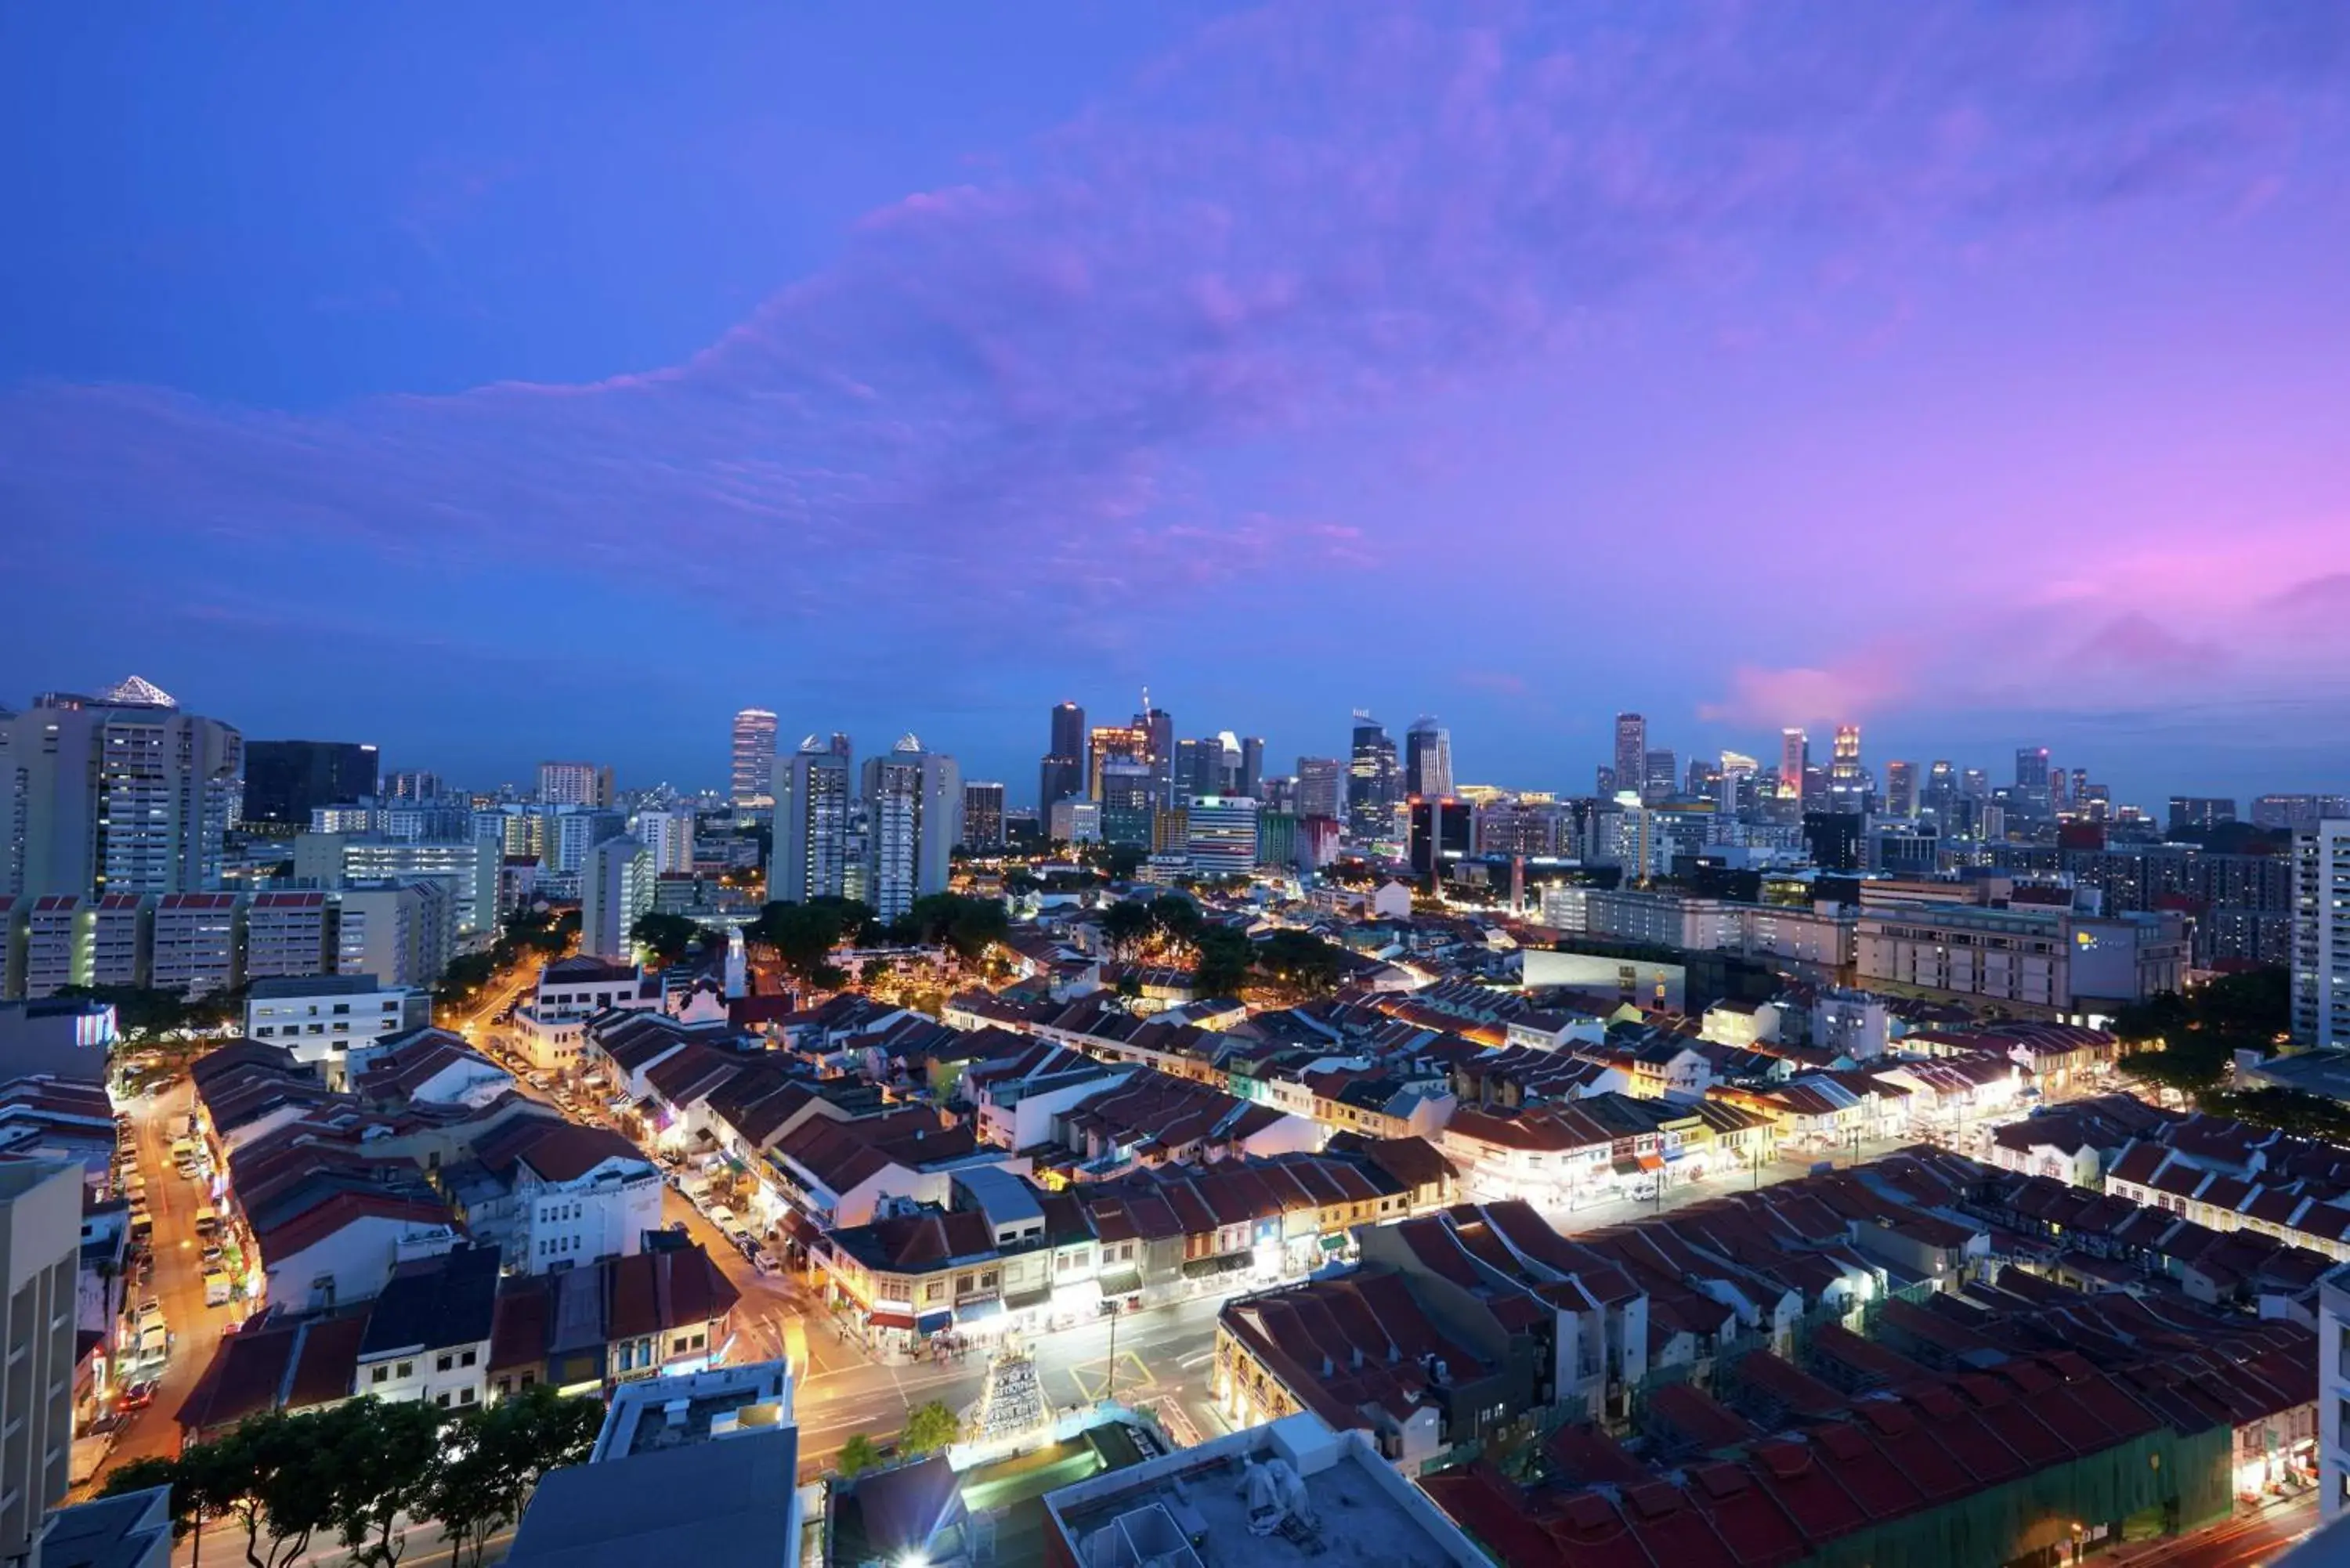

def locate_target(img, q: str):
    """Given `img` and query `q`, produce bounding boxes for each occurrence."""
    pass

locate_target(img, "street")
[86,1077,241,1486]
[1539,1133,1927,1235]
[789,1291,1229,1479]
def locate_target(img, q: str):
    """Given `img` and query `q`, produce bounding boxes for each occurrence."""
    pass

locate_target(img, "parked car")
[203,1271,232,1307]
[136,1297,161,1325]
[117,1380,157,1412]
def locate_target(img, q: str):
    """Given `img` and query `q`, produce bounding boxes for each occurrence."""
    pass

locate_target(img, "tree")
[322,1398,445,1568]
[630,911,701,966]
[195,1409,343,1568]
[1191,927,1255,999]
[424,1387,601,1568]
[436,952,498,1005]
[1147,895,1202,945]
[1100,901,1155,959]
[1253,930,1346,998]
[902,1399,961,1455]
[837,1433,884,1476]
[56,984,192,1042]
[748,898,876,988]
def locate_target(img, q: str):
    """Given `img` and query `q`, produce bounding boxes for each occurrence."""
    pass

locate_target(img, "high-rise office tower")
[1642,749,1678,803]
[1408,797,1472,880]
[1780,729,1809,804]
[2168,797,2236,834]
[1717,751,1758,818]
[241,740,379,827]
[1612,714,1647,804]
[0,678,244,901]
[1097,760,1156,848]
[729,709,778,809]
[1921,761,1956,820]
[860,735,960,920]
[1347,714,1400,844]
[2015,747,2051,815]
[1238,737,1265,800]
[770,737,852,904]
[1962,767,1989,800]
[1830,724,1862,793]
[1088,724,1149,801]
[1040,702,1086,811]
[539,761,613,807]
[2069,768,2090,813]
[631,809,696,876]
[1185,796,1260,878]
[1884,761,1918,818]
[2291,818,2350,1046]
[581,836,653,959]
[1296,757,1344,822]
[961,782,1007,851]
[1134,702,1175,800]
[1405,717,1455,800]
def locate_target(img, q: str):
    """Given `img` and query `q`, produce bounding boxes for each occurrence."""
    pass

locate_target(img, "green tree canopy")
[837,1433,884,1476]
[629,911,702,966]
[902,1399,961,1455]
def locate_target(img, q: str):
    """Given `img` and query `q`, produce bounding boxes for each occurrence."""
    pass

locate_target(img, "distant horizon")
[14,674,2336,816]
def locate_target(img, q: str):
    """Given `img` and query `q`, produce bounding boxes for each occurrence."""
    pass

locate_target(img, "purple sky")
[4,4,2348,805]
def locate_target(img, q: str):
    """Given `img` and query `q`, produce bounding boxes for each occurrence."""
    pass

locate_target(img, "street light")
[1104,1299,1120,1407]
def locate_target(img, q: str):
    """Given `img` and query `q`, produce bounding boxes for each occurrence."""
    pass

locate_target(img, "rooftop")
[248,974,403,998]
[592,1360,793,1461]
[1045,1412,1487,1567]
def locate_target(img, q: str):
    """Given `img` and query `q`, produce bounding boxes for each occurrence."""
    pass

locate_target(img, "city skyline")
[5,7,2348,799]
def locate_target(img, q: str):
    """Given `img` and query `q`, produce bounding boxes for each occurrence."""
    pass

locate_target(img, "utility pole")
[1104,1299,1120,1406]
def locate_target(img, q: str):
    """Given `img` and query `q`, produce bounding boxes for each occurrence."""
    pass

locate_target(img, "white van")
[203,1271,231,1307]
[137,1321,168,1360]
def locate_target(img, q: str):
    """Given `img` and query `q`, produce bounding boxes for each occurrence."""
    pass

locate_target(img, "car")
[117,1381,157,1412]
[136,1297,161,1324]
[752,1250,780,1275]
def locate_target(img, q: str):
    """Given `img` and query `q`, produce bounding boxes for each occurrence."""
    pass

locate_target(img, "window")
[956,1273,974,1293]
[436,1353,454,1373]
[521,1372,536,1388]
[460,1388,476,1404]
[924,1281,945,1303]
[461,1349,477,1367]
[435,1393,451,1408]
[371,1365,389,1386]
[396,1361,414,1378]
[673,1336,689,1355]
[980,1271,998,1291]
[690,1333,705,1350]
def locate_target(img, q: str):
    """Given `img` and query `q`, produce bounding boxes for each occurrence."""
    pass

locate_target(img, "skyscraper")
[632,809,696,875]
[0,677,244,900]
[1296,758,1343,822]
[861,735,960,920]
[581,836,653,959]
[1087,724,1149,801]
[1779,728,1808,804]
[1403,716,1455,801]
[1612,714,1647,804]
[1134,702,1175,800]
[1884,761,1917,818]
[1097,759,1157,847]
[961,782,1007,851]
[1184,796,1260,878]
[729,709,778,809]
[1408,797,1472,880]
[241,740,379,827]
[2291,818,2350,1047]
[539,761,613,807]
[1347,714,1400,844]
[1039,702,1086,811]
[1642,749,1678,803]
[1238,737,1265,800]
[2015,747,2051,815]
[769,737,851,904]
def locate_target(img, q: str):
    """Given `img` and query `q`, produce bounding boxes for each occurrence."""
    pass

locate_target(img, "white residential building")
[334,879,454,988]
[581,836,653,960]
[2294,821,2350,1048]
[244,976,432,1082]
[631,810,697,876]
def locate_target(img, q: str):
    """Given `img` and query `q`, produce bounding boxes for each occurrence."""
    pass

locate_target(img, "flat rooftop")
[247,974,399,998]
[1045,1414,1487,1567]
[592,1360,794,1462]
[506,1425,797,1568]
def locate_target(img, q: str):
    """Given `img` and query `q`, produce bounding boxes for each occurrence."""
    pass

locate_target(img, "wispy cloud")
[2,1,2344,677]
